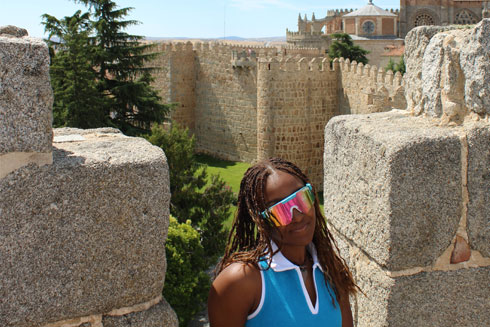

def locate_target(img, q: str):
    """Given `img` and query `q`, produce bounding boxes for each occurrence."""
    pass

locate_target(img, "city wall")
[257,57,338,186]
[0,28,177,327]
[336,57,406,115]
[150,42,401,187]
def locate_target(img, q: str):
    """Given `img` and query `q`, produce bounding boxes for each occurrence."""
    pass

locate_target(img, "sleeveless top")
[246,243,342,327]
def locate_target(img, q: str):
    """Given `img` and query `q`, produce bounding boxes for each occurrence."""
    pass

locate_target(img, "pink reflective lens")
[261,184,315,226]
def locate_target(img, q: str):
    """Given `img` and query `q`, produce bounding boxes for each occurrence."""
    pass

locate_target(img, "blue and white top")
[246,242,342,327]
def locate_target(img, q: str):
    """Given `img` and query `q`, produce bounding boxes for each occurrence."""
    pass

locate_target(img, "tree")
[385,56,406,75]
[73,0,170,134]
[43,0,170,134]
[147,123,235,325]
[146,123,234,261]
[164,217,210,327]
[328,33,369,65]
[43,11,108,128]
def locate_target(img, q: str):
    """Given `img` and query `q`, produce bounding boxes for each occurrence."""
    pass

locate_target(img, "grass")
[195,154,251,230]
[196,154,251,194]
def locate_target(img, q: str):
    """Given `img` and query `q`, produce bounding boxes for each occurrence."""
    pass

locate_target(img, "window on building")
[414,13,435,26]
[362,20,375,34]
[455,9,478,25]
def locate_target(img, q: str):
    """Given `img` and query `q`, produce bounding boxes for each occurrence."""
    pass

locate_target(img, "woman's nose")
[291,208,305,222]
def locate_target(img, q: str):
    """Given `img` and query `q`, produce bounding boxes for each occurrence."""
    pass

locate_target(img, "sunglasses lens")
[266,186,314,226]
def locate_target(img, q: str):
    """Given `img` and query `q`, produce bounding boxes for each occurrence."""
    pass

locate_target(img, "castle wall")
[257,57,338,188]
[193,43,261,162]
[336,57,406,115]
[151,42,196,131]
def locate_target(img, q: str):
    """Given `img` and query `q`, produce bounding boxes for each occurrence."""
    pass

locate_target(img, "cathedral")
[287,0,490,66]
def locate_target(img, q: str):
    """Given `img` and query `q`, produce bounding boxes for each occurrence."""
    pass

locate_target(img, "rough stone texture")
[404,25,457,114]
[324,111,462,270]
[466,124,490,257]
[406,20,490,120]
[460,19,490,116]
[102,299,178,327]
[0,129,170,327]
[353,253,490,327]
[0,25,28,37]
[0,33,53,154]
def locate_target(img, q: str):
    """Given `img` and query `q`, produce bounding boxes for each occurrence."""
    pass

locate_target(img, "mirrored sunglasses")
[260,183,315,227]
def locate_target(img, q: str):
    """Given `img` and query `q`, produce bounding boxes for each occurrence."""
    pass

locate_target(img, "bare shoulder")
[208,262,262,327]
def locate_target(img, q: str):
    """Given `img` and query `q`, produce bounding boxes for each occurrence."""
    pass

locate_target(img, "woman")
[208,158,358,327]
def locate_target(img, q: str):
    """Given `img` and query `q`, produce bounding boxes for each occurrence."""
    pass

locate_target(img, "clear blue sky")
[1,0,400,39]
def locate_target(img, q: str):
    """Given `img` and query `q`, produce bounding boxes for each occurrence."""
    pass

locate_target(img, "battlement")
[334,57,403,87]
[281,46,323,57]
[258,56,332,73]
[153,41,278,57]
[286,30,324,36]
[333,57,406,115]
[327,8,356,16]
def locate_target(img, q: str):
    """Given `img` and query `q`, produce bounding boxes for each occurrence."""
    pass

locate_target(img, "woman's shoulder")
[208,262,262,326]
[213,261,261,290]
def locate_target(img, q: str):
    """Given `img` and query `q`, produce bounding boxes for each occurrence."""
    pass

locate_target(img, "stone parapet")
[324,111,490,326]
[335,57,406,116]
[405,20,490,123]
[0,29,53,178]
[0,128,175,327]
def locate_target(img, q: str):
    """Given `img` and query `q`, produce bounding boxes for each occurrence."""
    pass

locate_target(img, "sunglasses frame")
[260,183,314,226]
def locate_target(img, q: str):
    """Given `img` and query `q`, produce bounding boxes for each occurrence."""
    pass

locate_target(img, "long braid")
[215,158,359,303]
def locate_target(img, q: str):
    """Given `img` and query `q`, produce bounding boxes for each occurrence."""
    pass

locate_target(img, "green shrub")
[164,217,210,327]
[146,122,235,325]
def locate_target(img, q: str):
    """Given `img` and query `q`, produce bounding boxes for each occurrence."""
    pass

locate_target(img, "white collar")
[269,241,323,273]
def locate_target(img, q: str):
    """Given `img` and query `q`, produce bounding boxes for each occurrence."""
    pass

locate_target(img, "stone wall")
[193,43,261,162]
[150,41,406,186]
[0,29,177,327]
[324,20,490,327]
[336,57,406,115]
[257,56,338,188]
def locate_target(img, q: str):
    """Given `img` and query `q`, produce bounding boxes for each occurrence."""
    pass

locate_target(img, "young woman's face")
[263,170,316,247]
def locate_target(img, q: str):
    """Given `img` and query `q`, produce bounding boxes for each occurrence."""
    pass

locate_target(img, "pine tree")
[44,1,170,134]
[328,33,369,65]
[73,0,170,135]
[43,11,108,128]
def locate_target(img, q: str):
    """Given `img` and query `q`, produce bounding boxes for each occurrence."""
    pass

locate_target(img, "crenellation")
[370,65,378,82]
[355,62,362,76]
[344,58,351,72]
[394,71,403,86]
[385,69,394,85]
[364,64,371,77]
[377,67,386,84]
[350,60,358,74]
[298,57,309,71]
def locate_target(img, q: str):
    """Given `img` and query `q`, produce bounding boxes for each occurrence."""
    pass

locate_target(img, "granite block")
[102,298,178,327]
[0,33,52,154]
[0,129,170,327]
[324,112,462,270]
[466,124,490,257]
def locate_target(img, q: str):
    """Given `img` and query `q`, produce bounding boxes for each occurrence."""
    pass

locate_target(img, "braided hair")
[216,157,358,304]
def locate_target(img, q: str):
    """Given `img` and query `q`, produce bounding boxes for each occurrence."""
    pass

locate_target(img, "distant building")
[287,0,490,67]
